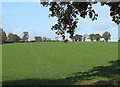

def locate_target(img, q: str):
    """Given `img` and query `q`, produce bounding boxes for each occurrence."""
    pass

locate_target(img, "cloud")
[40,31,62,40]
[90,4,117,31]
[77,4,117,32]
[12,27,60,40]
[90,17,116,31]
[12,27,38,40]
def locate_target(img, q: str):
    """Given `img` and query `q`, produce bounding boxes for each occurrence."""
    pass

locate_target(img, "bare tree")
[83,34,88,42]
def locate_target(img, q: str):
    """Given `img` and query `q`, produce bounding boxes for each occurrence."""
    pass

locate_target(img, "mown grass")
[2,42,118,85]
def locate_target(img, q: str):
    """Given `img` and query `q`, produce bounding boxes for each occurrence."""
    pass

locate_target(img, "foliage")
[35,36,42,42]
[119,37,120,42]
[41,1,120,39]
[7,33,21,42]
[22,32,29,41]
[94,34,101,41]
[0,28,7,44]
[88,34,95,41]
[72,34,82,41]
[102,31,111,42]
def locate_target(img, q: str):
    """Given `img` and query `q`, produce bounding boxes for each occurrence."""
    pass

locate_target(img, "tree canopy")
[8,33,21,42]
[0,28,7,44]
[40,1,120,39]
[22,32,29,41]
[102,31,111,42]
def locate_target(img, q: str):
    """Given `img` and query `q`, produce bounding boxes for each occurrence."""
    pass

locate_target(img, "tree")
[43,37,47,42]
[0,28,7,44]
[118,37,120,42]
[94,34,101,41]
[74,34,79,41]
[41,1,120,39]
[22,32,29,42]
[83,34,88,42]
[88,34,95,41]
[14,34,21,42]
[102,31,111,42]
[71,34,82,42]
[71,35,76,41]
[35,36,42,42]
[71,35,77,41]
[78,35,82,41]
[8,33,21,42]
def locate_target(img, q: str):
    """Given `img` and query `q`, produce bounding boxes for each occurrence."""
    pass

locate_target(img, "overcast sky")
[2,2,119,41]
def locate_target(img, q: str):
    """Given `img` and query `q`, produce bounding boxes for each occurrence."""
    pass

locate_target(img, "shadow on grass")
[2,60,120,86]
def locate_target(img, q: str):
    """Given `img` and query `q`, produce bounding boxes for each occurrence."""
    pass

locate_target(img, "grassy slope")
[2,42,118,85]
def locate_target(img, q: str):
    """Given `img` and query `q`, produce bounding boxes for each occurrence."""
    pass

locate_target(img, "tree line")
[72,32,111,42]
[0,28,61,44]
[0,28,119,44]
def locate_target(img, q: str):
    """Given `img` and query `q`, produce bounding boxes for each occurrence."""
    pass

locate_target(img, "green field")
[2,42,119,85]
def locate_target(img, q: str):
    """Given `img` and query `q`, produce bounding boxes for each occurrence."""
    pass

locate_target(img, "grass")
[2,42,118,85]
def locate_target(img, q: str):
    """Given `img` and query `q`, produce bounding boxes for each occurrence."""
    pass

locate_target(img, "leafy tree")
[8,33,21,42]
[35,36,42,42]
[88,34,95,41]
[71,34,82,41]
[0,28,7,44]
[102,31,111,42]
[41,1,120,39]
[94,34,101,41]
[14,34,21,42]
[74,34,79,41]
[78,35,82,41]
[71,35,76,41]
[71,35,78,41]
[22,32,29,42]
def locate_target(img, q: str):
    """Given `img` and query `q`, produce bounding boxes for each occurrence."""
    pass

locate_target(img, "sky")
[1,2,119,41]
